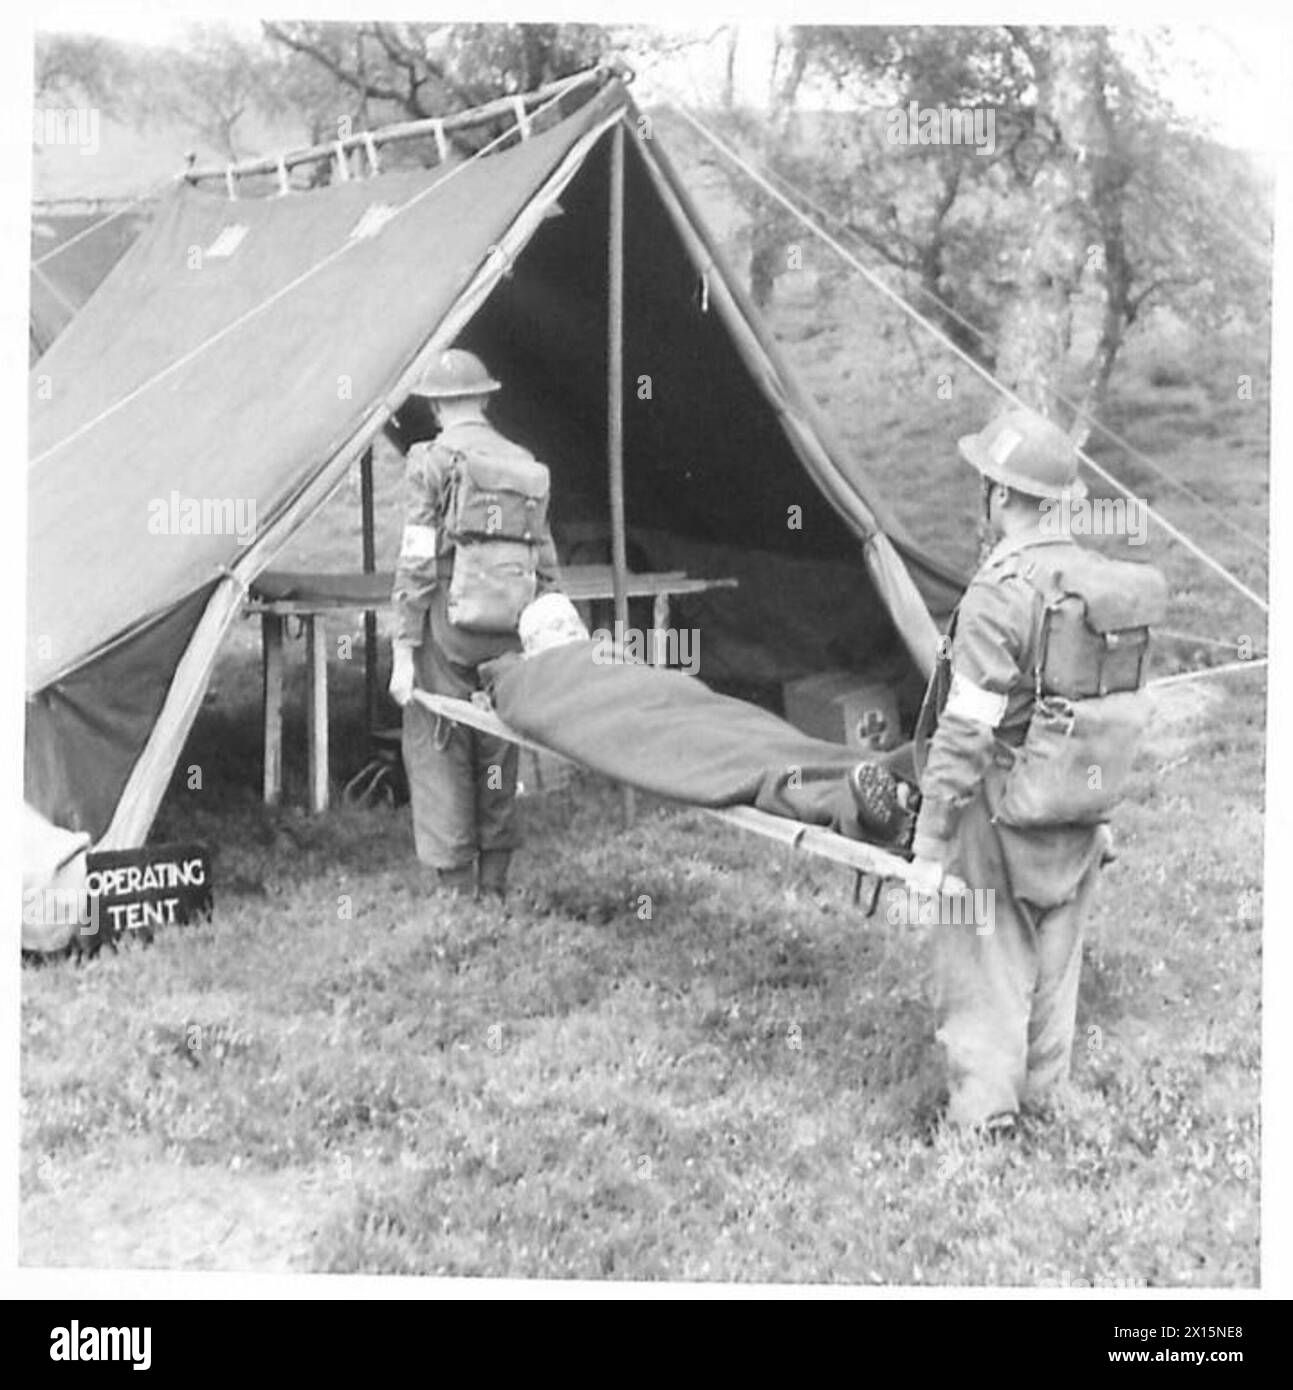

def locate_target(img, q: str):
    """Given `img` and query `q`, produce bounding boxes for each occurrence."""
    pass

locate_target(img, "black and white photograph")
[9,0,1287,1307]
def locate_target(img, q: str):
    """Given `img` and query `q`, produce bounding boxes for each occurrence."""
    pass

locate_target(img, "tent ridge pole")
[184,65,614,185]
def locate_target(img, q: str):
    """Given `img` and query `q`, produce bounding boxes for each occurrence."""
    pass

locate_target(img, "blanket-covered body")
[483,642,876,838]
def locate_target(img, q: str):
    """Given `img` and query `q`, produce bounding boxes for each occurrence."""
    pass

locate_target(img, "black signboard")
[82,843,213,948]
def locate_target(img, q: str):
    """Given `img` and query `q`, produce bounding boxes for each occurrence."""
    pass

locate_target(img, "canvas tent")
[30,206,147,362]
[27,67,963,851]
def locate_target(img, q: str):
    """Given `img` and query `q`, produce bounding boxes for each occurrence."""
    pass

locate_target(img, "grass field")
[20,228,1268,1283]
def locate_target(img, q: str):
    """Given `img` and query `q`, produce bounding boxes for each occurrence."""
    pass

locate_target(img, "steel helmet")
[415,348,501,399]
[957,408,1087,500]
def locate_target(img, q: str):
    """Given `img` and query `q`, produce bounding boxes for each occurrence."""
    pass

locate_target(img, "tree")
[688,24,1270,430]
[34,34,139,112]
[260,21,606,129]
[1067,29,1269,436]
[145,25,282,163]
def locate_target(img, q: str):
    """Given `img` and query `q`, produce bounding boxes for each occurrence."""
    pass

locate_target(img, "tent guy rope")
[720,138,1269,558]
[1147,657,1268,690]
[670,104,1270,621]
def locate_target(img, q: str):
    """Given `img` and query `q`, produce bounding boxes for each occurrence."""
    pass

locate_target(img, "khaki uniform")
[912,530,1108,1126]
[393,420,560,872]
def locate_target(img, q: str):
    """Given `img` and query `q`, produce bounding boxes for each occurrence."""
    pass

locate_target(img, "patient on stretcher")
[477,595,915,849]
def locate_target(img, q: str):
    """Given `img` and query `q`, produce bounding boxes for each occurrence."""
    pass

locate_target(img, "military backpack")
[996,546,1167,827]
[435,425,552,635]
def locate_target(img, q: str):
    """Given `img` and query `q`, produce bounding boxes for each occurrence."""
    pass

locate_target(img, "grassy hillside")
[21,123,1268,1283]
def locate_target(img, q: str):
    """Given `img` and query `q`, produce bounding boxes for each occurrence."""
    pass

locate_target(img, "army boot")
[436,863,477,899]
[477,849,512,902]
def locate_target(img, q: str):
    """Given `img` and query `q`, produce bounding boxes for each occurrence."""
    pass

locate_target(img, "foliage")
[691,25,1270,424]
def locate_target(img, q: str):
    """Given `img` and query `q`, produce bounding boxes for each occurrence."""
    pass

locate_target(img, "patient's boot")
[436,863,477,899]
[847,761,904,842]
[478,849,512,901]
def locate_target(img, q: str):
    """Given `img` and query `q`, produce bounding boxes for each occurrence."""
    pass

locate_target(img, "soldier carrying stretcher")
[867,407,1165,1133]
[388,349,562,903]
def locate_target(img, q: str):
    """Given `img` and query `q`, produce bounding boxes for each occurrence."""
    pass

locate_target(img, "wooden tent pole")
[360,446,378,747]
[607,119,634,826]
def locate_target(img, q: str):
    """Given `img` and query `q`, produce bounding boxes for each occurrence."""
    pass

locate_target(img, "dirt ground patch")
[21,1143,356,1272]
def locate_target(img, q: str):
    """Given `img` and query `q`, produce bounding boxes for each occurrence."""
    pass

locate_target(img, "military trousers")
[933,787,1103,1127]
[401,636,521,872]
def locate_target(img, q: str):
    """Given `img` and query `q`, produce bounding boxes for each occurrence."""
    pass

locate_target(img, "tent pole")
[607,119,634,827]
[360,446,378,748]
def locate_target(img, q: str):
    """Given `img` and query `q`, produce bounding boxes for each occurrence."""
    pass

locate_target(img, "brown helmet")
[415,348,501,399]
[958,408,1087,500]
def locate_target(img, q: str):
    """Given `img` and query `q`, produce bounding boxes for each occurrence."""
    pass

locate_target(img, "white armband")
[944,671,1008,728]
[399,523,438,562]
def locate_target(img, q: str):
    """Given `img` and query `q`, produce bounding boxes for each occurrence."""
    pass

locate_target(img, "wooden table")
[244,565,738,813]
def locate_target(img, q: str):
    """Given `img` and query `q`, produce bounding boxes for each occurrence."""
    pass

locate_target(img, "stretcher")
[412,689,924,906]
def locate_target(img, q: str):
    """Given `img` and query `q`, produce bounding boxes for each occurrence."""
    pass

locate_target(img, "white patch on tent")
[204,225,249,259]
[349,204,398,241]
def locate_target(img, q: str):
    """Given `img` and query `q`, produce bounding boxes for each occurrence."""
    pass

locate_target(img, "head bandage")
[518,592,589,656]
